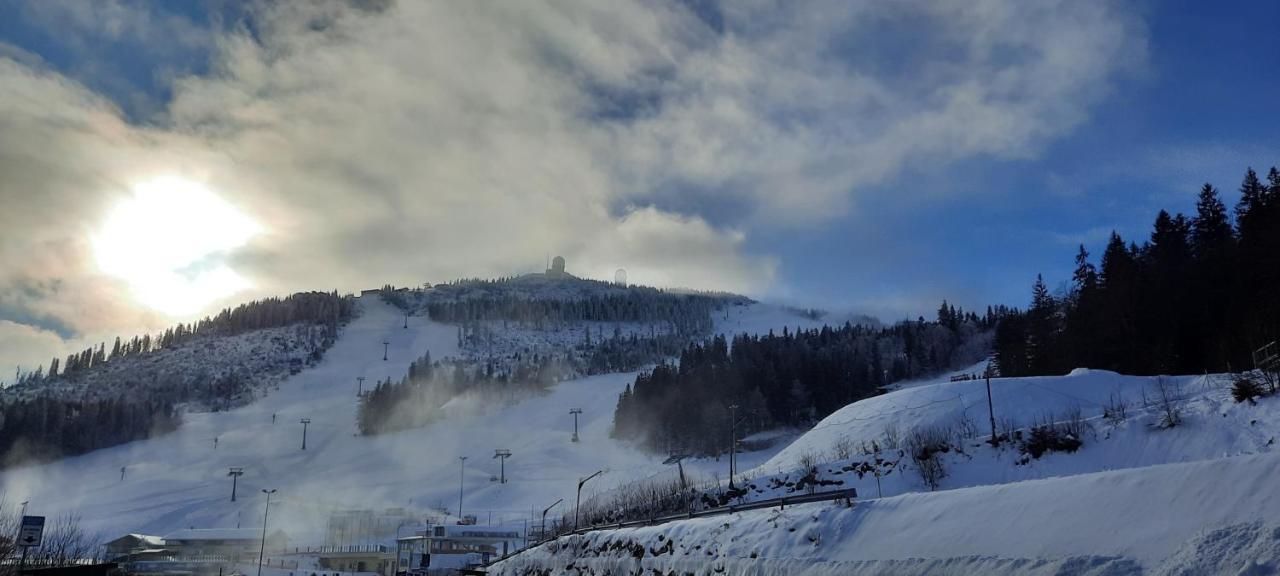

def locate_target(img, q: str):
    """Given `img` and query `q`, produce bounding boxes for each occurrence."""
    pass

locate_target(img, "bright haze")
[0,0,1275,379]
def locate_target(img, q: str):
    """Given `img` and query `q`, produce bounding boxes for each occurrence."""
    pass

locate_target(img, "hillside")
[493,365,1280,572]
[0,296,831,543]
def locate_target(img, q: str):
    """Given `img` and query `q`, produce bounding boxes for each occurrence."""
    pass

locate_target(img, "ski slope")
[0,298,820,543]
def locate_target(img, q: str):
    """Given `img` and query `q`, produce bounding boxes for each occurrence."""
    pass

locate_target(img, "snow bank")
[493,451,1280,573]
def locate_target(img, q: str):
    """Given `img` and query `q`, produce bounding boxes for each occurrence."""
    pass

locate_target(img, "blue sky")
[0,0,1278,377]
[764,0,1280,314]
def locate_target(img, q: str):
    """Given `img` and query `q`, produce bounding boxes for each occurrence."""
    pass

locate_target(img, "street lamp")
[257,489,277,576]
[540,498,563,542]
[574,470,604,531]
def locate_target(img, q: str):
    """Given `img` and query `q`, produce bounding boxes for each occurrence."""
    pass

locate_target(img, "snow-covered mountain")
[0,295,828,543]
[7,281,1277,573]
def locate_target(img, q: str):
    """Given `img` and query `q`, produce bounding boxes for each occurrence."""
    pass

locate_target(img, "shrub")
[1232,375,1266,405]
[906,425,952,490]
[1103,393,1129,424]
[830,436,855,461]
[1018,408,1086,460]
[1152,377,1184,428]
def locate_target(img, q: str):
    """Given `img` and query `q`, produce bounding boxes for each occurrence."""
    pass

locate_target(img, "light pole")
[574,470,603,532]
[493,449,512,484]
[229,467,244,501]
[569,408,582,442]
[540,498,563,542]
[257,489,276,576]
[458,456,468,519]
[383,340,390,361]
[300,418,311,450]
[728,404,739,488]
[356,376,366,397]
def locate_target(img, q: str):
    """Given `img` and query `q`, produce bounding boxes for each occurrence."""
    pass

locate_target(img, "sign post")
[18,515,45,575]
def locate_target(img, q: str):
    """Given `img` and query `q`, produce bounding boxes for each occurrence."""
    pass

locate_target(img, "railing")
[482,488,856,569]
[291,545,390,554]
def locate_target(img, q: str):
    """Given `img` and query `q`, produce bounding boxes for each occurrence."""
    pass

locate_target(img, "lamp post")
[540,498,563,542]
[574,470,603,531]
[728,404,739,488]
[356,376,366,397]
[257,489,277,576]
[382,340,390,361]
[458,456,468,519]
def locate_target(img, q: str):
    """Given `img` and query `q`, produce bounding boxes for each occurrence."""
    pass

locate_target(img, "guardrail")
[480,488,856,570]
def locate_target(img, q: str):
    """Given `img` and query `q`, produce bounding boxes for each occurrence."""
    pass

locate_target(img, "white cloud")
[0,0,1146,377]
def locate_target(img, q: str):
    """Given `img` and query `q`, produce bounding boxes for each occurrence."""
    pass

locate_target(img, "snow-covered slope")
[0,299,820,543]
[491,451,1280,575]
[494,362,1280,572]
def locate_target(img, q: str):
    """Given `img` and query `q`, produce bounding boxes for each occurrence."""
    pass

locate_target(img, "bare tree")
[1153,377,1184,428]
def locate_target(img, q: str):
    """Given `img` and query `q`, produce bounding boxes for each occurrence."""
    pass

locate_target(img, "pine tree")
[1191,184,1233,253]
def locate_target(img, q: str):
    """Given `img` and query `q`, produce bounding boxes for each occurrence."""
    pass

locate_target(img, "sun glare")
[93,177,261,317]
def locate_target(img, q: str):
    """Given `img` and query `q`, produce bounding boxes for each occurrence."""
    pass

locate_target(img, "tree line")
[425,292,730,336]
[357,350,575,435]
[612,306,1004,456]
[10,291,356,386]
[996,165,1280,376]
[0,395,179,468]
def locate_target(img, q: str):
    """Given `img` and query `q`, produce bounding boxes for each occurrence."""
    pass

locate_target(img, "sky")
[0,0,1277,381]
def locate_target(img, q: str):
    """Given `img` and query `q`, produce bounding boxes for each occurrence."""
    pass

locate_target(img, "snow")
[0,299,807,547]
[491,451,1280,574]
[9,294,1276,572]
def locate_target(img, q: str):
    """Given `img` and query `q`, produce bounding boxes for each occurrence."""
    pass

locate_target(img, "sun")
[93,177,262,317]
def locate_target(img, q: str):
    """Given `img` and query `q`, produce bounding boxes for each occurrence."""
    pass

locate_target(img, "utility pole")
[257,489,276,576]
[728,404,739,488]
[356,376,366,397]
[663,454,688,490]
[569,408,582,442]
[120,466,126,482]
[300,418,311,450]
[574,470,603,531]
[458,456,468,519]
[540,498,563,542]
[985,373,998,445]
[229,467,244,501]
[382,340,390,361]
[493,449,512,483]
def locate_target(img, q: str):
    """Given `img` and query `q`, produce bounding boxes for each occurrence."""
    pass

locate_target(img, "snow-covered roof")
[163,528,280,542]
[105,533,165,547]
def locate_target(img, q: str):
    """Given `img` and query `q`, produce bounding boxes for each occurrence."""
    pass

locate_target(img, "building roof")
[104,534,165,547]
[163,528,282,542]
